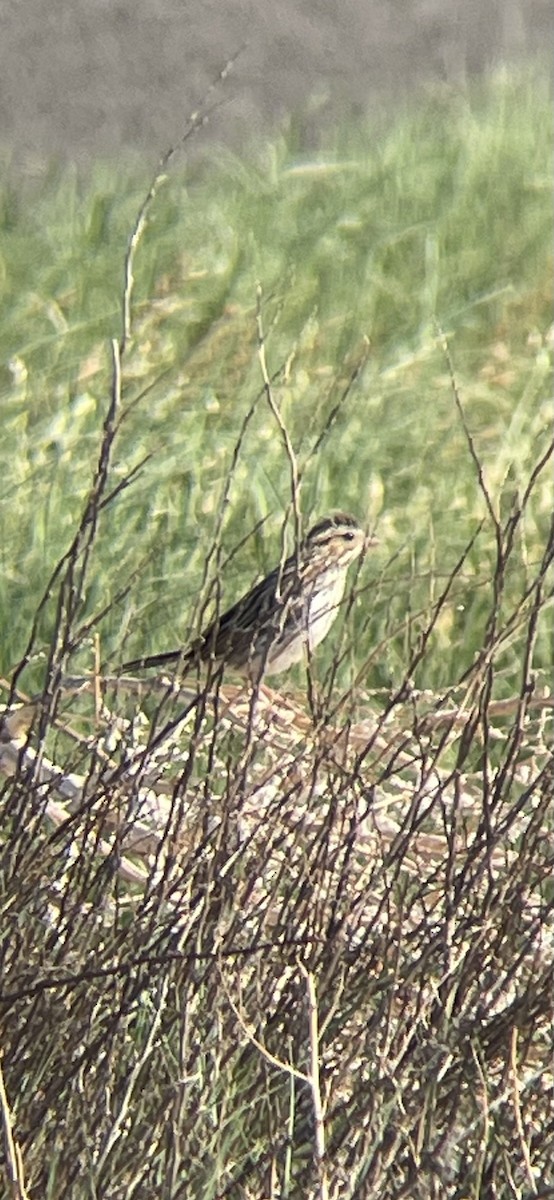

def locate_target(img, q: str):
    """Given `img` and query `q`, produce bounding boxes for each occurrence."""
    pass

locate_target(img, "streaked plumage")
[122,512,375,680]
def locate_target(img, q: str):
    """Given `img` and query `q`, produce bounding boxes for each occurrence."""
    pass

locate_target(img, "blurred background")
[1,0,550,171]
[0,1,550,686]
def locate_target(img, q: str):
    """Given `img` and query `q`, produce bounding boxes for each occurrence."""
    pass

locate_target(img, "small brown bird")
[122,512,376,680]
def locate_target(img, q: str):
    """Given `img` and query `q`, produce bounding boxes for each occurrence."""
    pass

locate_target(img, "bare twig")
[510,1027,538,1196]
[298,962,329,1200]
[120,48,244,352]
[256,283,302,545]
[0,1053,30,1200]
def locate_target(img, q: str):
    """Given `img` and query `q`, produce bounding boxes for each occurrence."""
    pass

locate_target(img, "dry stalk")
[0,1053,30,1200]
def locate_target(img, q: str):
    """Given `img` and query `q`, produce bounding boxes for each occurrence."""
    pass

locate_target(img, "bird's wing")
[198,555,302,661]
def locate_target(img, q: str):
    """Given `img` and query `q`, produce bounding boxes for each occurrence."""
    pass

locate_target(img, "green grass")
[1,66,553,1198]
[0,65,552,697]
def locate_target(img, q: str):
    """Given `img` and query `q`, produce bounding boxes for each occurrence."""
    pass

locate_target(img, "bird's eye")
[343,531,355,542]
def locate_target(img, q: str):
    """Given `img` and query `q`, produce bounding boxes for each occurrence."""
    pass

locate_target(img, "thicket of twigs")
[1,80,553,1200]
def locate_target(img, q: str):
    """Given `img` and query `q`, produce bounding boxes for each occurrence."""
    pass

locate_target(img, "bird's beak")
[364,533,380,550]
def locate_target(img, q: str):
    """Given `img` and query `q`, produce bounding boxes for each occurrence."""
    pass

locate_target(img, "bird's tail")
[120,649,190,674]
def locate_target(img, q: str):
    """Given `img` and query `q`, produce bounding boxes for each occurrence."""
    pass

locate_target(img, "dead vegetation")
[1,75,553,1199]
[1,465,552,1196]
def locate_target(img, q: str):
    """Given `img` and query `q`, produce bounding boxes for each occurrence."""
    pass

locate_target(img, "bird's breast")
[306,568,348,651]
